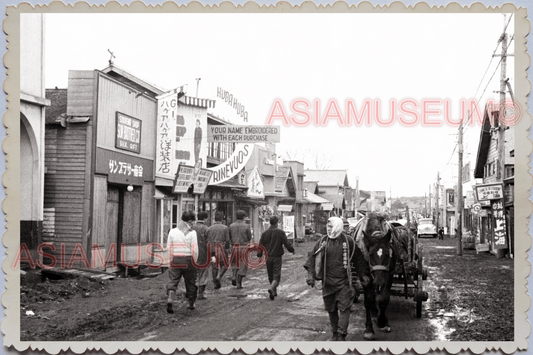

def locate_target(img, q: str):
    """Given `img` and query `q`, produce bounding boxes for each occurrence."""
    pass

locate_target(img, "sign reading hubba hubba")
[206,125,281,185]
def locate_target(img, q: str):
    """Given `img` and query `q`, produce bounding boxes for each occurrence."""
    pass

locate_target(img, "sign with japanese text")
[95,148,154,185]
[156,92,208,181]
[491,199,508,249]
[475,183,504,201]
[115,112,141,153]
[283,215,295,240]
[247,166,264,198]
[155,93,177,176]
[172,160,213,194]
[207,125,280,143]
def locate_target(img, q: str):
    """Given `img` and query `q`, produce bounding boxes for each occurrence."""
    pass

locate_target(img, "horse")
[353,213,405,341]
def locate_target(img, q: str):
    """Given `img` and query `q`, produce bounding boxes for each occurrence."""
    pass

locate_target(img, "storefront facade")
[44,66,163,269]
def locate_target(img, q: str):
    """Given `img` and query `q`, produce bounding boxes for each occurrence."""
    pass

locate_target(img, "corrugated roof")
[304,170,349,187]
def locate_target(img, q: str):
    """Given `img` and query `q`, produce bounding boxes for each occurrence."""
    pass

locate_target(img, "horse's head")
[363,228,393,294]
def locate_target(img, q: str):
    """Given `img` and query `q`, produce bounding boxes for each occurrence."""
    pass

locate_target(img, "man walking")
[166,211,198,313]
[258,216,294,300]
[304,217,370,341]
[193,211,210,300]
[207,211,231,289]
[229,210,252,289]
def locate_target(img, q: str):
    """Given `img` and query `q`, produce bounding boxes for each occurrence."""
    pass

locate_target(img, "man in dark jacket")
[193,211,210,300]
[207,211,231,289]
[258,216,295,300]
[229,210,252,289]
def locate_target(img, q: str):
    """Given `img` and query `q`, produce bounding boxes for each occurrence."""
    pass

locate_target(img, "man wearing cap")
[229,210,252,289]
[258,215,295,300]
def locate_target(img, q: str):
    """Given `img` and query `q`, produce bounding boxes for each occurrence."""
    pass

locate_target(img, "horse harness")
[366,231,394,274]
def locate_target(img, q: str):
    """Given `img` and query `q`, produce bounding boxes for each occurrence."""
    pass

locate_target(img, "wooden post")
[457,117,464,256]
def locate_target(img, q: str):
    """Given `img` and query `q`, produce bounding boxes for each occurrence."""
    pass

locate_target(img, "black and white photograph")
[3,0,531,354]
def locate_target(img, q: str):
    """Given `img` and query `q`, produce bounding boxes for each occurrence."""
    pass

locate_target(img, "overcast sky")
[43,12,514,197]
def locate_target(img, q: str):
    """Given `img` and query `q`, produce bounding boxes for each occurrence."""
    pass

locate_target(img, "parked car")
[417,218,437,238]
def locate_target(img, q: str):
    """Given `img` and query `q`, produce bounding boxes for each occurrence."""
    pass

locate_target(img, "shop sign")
[278,205,293,212]
[173,160,213,194]
[155,91,208,179]
[208,143,254,185]
[96,148,153,185]
[115,112,141,153]
[491,199,508,249]
[283,215,295,239]
[465,191,475,208]
[478,209,488,217]
[475,183,504,201]
[247,166,264,198]
[207,125,280,143]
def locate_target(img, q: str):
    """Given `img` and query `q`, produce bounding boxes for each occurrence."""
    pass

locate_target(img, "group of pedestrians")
[165,209,295,313]
[165,210,370,342]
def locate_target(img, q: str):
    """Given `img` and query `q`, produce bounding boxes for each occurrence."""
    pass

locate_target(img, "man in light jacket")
[166,211,198,313]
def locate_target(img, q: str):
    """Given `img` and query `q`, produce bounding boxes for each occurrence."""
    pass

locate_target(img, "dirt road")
[21,237,513,343]
[21,240,437,342]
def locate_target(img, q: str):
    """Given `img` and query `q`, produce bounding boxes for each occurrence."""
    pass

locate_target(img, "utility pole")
[428,185,432,218]
[435,172,440,231]
[442,184,447,234]
[195,78,201,98]
[457,114,464,256]
[495,14,509,258]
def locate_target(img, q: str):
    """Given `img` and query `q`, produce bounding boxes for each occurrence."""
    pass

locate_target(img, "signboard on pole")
[474,183,504,202]
[172,160,213,194]
[283,215,294,240]
[491,199,508,249]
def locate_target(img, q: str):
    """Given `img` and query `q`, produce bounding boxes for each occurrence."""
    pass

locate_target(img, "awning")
[154,186,177,199]
[235,196,269,206]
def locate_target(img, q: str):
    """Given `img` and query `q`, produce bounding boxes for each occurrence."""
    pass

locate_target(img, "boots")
[187,298,195,310]
[236,275,244,289]
[167,290,175,314]
[268,280,279,300]
[232,269,238,286]
[330,332,339,341]
[198,285,206,300]
[337,333,346,341]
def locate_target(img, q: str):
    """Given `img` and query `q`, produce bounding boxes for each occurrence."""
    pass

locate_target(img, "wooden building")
[44,65,164,269]
[20,14,50,260]
[474,106,514,257]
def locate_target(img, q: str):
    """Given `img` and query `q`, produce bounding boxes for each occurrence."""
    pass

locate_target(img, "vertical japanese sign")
[247,166,264,198]
[491,199,508,249]
[155,93,177,178]
[283,215,295,240]
[156,92,208,181]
